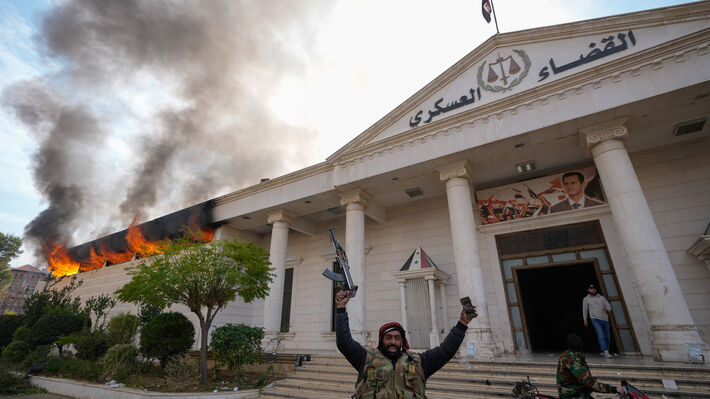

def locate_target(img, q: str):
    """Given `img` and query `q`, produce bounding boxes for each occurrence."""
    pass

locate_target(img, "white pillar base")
[651,326,707,363]
[461,328,500,358]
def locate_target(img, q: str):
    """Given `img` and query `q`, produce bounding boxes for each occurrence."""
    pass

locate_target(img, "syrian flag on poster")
[482,0,492,23]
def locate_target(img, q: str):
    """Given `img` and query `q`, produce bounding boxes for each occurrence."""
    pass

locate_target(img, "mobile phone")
[460,296,478,319]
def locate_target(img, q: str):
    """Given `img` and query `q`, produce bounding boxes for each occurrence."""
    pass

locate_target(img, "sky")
[0,0,690,269]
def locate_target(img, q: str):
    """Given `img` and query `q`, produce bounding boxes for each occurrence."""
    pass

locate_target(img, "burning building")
[47,202,216,278]
[49,3,709,364]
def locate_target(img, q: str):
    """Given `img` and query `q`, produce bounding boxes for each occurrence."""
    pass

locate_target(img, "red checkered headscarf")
[378,322,409,351]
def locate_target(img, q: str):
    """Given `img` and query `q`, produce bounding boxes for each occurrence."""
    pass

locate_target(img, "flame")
[125,221,163,257]
[99,242,134,265]
[46,240,80,277]
[82,246,105,272]
[45,210,214,277]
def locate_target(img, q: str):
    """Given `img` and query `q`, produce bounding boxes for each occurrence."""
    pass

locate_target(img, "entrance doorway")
[516,262,617,353]
[496,222,639,354]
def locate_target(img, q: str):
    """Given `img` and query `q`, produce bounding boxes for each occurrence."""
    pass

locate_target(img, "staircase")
[259,354,710,398]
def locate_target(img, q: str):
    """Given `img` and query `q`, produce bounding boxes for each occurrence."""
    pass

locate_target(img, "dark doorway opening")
[516,262,618,354]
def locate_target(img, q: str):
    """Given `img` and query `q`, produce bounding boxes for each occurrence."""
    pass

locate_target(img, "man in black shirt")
[335,290,474,398]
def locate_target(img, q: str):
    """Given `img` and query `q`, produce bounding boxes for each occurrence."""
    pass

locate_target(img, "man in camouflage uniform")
[557,334,622,399]
[335,290,475,399]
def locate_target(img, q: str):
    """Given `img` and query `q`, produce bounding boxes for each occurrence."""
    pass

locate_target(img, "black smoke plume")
[2,0,331,262]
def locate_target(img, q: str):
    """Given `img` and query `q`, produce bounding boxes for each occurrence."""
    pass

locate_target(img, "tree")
[116,233,273,384]
[0,314,26,349]
[22,276,83,328]
[0,232,22,292]
[106,313,139,346]
[27,310,88,358]
[139,312,194,366]
[210,323,264,371]
[83,294,117,331]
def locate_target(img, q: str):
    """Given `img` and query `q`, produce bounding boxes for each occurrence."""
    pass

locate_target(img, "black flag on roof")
[482,0,492,23]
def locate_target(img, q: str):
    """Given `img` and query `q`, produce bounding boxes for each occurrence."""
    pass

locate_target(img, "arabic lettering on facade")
[538,30,637,82]
[477,49,531,93]
[408,86,482,128]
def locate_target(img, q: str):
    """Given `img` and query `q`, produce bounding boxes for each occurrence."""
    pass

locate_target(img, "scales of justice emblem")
[477,49,531,93]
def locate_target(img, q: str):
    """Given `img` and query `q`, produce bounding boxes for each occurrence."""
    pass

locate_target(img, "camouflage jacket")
[354,348,426,399]
[556,350,616,399]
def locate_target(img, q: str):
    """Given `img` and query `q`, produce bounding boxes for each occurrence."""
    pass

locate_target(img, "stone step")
[282,370,710,397]
[288,367,710,392]
[298,360,710,383]
[259,355,710,399]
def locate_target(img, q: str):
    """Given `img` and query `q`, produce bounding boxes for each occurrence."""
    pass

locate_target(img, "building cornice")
[328,2,710,162]
[213,161,333,206]
[330,29,710,166]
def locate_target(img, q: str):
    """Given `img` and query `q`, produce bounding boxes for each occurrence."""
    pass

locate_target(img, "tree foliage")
[138,303,162,327]
[73,329,109,361]
[27,311,88,358]
[83,294,117,331]
[23,276,82,328]
[0,340,29,364]
[0,232,22,290]
[139,312,194,366]
[210,323,264,370]
[106,313,139,346]
[0,315,25,349]
[116,233,273,384]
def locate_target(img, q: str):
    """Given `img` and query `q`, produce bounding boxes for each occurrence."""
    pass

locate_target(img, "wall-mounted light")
[515,161,536,174]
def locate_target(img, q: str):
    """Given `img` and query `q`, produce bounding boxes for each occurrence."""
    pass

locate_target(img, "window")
[280,268,294,333]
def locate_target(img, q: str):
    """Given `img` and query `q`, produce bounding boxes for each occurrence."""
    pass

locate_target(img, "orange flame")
[99,242,134,265]
[125,221,163,257]
[46,240,80,277]
[46,211,214,277]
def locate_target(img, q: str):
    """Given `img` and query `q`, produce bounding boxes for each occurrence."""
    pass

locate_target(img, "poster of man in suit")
[477,166,605,225]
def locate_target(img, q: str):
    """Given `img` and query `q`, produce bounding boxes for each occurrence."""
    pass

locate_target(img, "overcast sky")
[0,0,689,268]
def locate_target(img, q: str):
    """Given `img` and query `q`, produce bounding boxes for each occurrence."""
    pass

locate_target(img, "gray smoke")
[3,0,331,259]
[2,80,106,256]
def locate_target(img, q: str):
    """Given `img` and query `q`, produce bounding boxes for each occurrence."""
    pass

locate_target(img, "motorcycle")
[512,376,649,399]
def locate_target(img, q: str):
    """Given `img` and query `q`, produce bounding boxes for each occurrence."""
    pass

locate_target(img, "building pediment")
[327,2,710,164]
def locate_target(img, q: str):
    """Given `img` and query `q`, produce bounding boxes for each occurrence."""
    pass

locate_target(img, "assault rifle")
[322,227,359,298]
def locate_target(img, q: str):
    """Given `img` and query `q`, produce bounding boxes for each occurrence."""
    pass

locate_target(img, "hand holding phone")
[460,296,478,321]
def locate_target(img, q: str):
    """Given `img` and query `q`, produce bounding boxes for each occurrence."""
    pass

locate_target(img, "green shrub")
[28,311,88,357]
[210,323,264,370]
[23,344,52,369]
[140,312,194,366]
[164,352,199,382]
[0,315,26,349]
[0,368,45,395]
[44,357,100,382]
[12,325,29,342]
[106,313,139,346]
[74,330,109,361]
[0,340,30,364]
[102,344,139,381]
[138,303,162,327]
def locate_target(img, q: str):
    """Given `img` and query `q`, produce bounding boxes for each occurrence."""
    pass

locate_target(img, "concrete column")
[263,210,292,342]
[399,281,408,332]
[340,189,371,344]
[582,119,706,363]
[439,281,449,329]
[438,161,498,357]
[427,277,440,347]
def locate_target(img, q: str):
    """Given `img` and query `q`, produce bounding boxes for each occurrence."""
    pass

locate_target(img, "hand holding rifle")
[322,227,359,298]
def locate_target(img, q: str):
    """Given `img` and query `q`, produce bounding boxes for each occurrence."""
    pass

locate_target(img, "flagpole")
[490,0,500,34]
